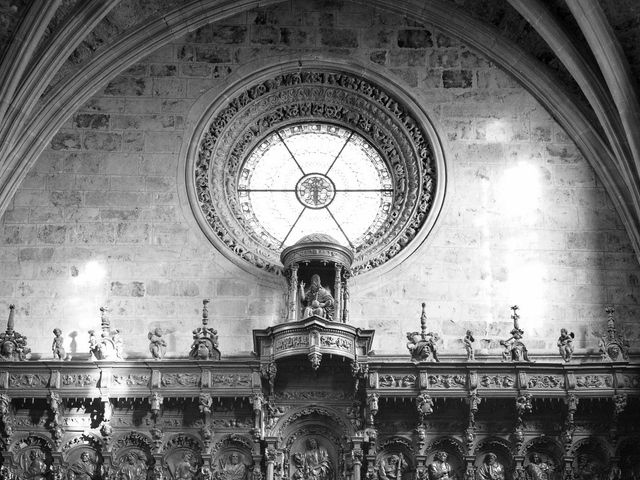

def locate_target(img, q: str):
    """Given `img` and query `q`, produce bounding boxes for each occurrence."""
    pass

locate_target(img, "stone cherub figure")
[148,328,167,360]
[299,274,335,321]
[52,328,65,360]
[557,328,575,362]
[463,330,475,361]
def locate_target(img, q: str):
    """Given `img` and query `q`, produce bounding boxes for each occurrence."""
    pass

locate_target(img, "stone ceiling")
[0,0,639,259]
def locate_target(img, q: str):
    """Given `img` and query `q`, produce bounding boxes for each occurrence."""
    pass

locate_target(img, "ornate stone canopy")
[253,316,375,371]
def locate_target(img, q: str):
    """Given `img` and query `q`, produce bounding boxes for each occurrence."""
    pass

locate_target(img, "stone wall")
[0,0,637,358]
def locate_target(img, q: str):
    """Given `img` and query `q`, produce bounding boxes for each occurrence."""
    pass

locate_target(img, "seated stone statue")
[477,453,505,480]
[299,275,335,320]
[292,438,333,480]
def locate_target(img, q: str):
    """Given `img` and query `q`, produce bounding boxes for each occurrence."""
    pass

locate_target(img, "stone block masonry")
[0,0,637,359]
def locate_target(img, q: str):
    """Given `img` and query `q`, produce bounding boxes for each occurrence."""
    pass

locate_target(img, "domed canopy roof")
[295,233,342,245]
[281,232,354,269]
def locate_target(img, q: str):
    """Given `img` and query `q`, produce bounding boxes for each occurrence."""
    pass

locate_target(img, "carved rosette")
[189,66,444,277]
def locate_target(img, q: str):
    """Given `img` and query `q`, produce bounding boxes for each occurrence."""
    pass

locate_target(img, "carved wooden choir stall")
[0,236,638,480]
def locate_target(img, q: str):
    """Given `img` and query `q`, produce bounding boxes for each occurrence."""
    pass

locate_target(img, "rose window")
[188,67,445,277]
[237,123,393,249]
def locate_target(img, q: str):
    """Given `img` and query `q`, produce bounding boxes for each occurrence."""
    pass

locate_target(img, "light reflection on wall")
[67,260,108,338]
[497,161,546,326]
[473,175,494,327]
[485,119,508,143]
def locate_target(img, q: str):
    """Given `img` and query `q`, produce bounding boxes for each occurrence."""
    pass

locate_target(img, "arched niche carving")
[9,434,53,479]
[160,433,204,480]
[273,406,353,480]
[274,405,354,440]
[110,431,155,479]
[211,434,255,480]
[570,437,611,479]
[425,437,465,479]
[617,438,640,479]
[280,408,350,480]
[62,434,104,480]
[474,437,513,479]
[522,437,564,480]
[285,428,341,480]
[61,433,103,454]
[374,438,415,480]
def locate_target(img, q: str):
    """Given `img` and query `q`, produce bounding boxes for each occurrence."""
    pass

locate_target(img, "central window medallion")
[190,67,444,277]
[238,123,393,249]
[296,173,335,209]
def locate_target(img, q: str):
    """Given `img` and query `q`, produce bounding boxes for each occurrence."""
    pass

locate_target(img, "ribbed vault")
[0,0,639,262]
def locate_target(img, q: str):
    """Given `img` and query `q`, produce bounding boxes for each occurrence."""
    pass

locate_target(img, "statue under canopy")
[300,274,335,320]
[280,234,354,323]
[292,438,333,480]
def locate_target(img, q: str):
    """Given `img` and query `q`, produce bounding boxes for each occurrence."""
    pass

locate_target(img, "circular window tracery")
[238,123,393,249]
[188,67,445,277]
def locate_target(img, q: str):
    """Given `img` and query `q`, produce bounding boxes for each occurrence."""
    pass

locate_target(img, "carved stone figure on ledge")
[148,328,167,360]
[463,330,475,361]
[407,304,440,363]
[0,305,31,361]
[300,274,335,321]
[557,328,575,362]
[477,453,505,480]
[428,451,453,480]
[407,331,440,363]
[500,306,532,363]
[597,306,630,362]
[293,438,333,480]
[88,307,124,361]
[51,328,66,360]
[189,300,221,360]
